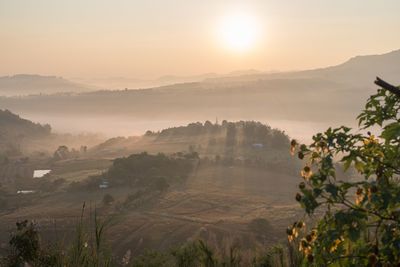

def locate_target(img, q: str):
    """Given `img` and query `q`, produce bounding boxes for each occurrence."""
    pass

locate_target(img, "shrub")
[1,204,113,267]
[131,250,170,267]
[289,78,400,265]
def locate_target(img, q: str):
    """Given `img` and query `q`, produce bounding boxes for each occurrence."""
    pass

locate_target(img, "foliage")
[2,220,61,267]
[6,220,41,265]
[171,242,201,267]
[67,205,112,267]
[131,250,170,267]
[103,152,195,187]
[1,204,113,267]
[154,121,290,150]
[289,80,400,265]
[131,240,245,267]
[1,217,300,267]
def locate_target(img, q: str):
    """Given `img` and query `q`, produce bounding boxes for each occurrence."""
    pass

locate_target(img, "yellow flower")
[296,221,305,229]
[363,135,378,146]
[299,238,312,255]
[287,227,299,242]
[329,237,343,252]
[310,229,317,237]
[355,188,364,205]
[301,166,313,180]
[305,229,318,243]
[293,228,299,238]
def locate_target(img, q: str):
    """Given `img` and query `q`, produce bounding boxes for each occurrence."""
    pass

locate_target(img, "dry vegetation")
[0,120,305,265]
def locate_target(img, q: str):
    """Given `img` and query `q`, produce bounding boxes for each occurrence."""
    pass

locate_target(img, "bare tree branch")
[375,77,400,97]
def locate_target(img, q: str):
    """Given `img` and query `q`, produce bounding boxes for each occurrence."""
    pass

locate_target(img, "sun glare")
[218,12,259,53]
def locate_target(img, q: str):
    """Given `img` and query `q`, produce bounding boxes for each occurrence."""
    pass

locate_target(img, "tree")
[53,145,70,160]
[289,78,400,265]
[6,220,41,266]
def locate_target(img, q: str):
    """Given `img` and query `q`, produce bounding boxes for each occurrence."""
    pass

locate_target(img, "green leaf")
[381,122,400,140]
[354,161,364,173]
[326,184,338,198]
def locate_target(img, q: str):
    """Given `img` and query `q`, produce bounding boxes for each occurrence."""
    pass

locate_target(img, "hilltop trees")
[53,145,70,160]
[156,120,289,149]
[105,152,195,187]
[290,78,400,265]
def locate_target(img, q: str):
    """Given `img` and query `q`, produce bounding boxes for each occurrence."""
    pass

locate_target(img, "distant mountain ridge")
[0,74,94,96]
[300,49,400,87]
[0,49,399,136]
[204,49,400,87]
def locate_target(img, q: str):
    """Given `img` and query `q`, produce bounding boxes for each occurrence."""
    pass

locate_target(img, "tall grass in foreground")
[1,203,113,267]
[67,203,112,267]
[130,240,303,267]
[0,203,303,266]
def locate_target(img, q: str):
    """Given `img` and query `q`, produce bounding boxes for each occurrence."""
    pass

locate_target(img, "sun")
[218,12,259,53]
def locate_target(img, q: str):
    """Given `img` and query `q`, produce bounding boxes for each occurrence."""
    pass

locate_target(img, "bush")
[7,220,40,265]
[1,205,113,267]
[289,78,400,265]
[131,250,170,267]
[103,152,194,187]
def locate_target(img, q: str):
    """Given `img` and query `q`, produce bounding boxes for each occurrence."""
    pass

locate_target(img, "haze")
[1,0,400,81]
[1,1,400,265]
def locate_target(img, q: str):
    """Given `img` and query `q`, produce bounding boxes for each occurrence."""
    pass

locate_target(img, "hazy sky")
[1,0,400,79]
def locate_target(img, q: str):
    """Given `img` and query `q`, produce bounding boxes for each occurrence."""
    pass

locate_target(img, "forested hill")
[0,109,51,155]
[0,109,51,136]
[147,121,290,148]
[92,121,293,164]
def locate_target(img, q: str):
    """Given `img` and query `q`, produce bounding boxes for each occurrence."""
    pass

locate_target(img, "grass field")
[0,161,301,259]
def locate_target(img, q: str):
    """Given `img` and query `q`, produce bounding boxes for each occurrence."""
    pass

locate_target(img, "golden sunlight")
[218,12,260,53]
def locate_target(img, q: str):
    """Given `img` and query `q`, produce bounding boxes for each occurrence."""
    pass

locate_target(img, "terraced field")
[0,163,301,258]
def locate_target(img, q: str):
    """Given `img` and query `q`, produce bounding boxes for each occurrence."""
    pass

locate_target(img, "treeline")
[146,121,290,149]
[69,152,197,191]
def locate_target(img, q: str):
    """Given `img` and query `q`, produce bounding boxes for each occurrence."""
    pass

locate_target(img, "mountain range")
[0,74,94,96]
[0,49,399,138]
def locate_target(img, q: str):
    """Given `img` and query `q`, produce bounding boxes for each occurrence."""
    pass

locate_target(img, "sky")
[1,0,400,79]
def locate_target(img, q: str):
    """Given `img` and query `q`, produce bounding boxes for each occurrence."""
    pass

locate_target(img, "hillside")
[0,109,51,155]
[0,74,93,96]
[76,73,220,90]
[91,121,294,168]
[0,120,303,259]
[0,109,104,158]
[204,49,400,87]
[0,50,399,138]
